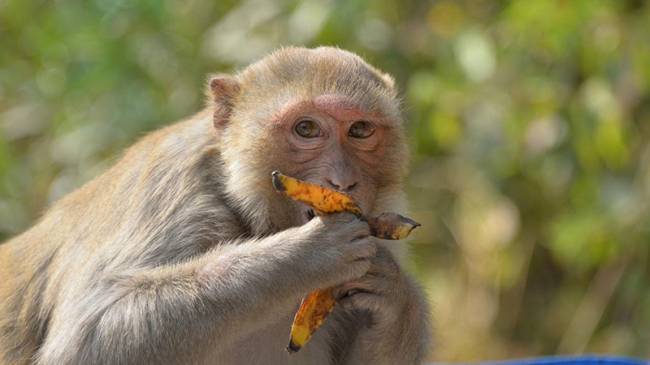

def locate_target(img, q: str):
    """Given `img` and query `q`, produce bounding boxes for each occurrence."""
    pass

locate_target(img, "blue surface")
[477,356,648,365]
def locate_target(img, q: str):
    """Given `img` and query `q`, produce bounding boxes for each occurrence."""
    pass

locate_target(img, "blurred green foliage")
[1,0,649,360]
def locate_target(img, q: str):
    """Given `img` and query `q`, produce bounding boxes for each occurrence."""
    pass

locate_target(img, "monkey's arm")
[38,235,300,365]
[37,218,372,365]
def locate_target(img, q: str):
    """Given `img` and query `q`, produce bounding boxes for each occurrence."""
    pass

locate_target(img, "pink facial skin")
[312,94,369,123]
[273,95,395,150]
[269,94,398,215]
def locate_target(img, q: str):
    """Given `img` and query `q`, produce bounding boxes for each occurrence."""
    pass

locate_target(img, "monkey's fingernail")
[286,341,302,353]
[344,289,360,298]
[340,288,374,299]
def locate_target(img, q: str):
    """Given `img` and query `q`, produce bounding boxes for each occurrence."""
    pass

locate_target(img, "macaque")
[0,47,430,365]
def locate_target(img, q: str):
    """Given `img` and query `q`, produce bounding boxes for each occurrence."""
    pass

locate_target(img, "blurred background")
[1,0,649,361]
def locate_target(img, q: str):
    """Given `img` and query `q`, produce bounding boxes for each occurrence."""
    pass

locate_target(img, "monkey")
[0,46,430,365]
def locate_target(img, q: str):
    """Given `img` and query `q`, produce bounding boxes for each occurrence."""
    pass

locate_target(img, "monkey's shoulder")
[24,110,240,253]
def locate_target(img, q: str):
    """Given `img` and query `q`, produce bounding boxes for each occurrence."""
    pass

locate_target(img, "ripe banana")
[271,171,420,353]
[271,171,362,216]
[286,288,336,353]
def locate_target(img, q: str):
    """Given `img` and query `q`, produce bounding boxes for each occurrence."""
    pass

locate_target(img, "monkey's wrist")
[252,227,329,289]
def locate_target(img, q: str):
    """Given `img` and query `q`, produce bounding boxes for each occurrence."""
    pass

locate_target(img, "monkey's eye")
[348,121,375,139]
[294,119,322,138]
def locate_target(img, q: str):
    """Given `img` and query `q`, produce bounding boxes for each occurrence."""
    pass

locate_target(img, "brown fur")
[0,47,429,365]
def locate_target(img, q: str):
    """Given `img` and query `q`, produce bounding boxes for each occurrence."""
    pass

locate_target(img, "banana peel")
[367,212,420,240]
[271,171,362,216]
[286,288,336,353]
[271,171,420,353]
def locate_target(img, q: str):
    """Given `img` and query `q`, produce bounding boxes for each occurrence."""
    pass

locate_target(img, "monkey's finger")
[335,271,399,311]
[324,258,372,289]
[335,272,384,298]
[339,258,373,284]
[345,238,376,262]
[338,291,390,315]
[334,256,400,301]
[347,218,371,240]
[319,211,362,225]
[321,214,370,241]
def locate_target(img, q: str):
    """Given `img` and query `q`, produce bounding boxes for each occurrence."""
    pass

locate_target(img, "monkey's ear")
[381,73,395,90]
[207,74,240,129]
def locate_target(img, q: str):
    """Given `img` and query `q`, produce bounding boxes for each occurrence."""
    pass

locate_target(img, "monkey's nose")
[326,179,358,192]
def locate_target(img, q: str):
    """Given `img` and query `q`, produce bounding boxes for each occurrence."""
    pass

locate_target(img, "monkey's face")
[218,47,408,232]
[265,94,402,225]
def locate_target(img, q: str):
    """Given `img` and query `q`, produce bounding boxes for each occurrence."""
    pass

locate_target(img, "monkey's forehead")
[313,94,369,121]
[236,78,401,123]
[260,94,401,127]
[236,47,400,116]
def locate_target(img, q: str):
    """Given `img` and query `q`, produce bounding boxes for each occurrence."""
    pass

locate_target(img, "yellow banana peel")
[271,171,420,353]
[286,288,337,353]
[271,171,362,216]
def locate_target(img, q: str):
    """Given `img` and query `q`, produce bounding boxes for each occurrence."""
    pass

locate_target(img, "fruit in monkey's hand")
[285,288,337,353]
[271,171,420,241]
[367,212,420,240]
[271,171,362,216]
[271,171,420,353]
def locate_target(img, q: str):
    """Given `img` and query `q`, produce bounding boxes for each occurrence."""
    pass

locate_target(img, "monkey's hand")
[334,242,430,365]
[289,213,376,291]
[336,243,406,323]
